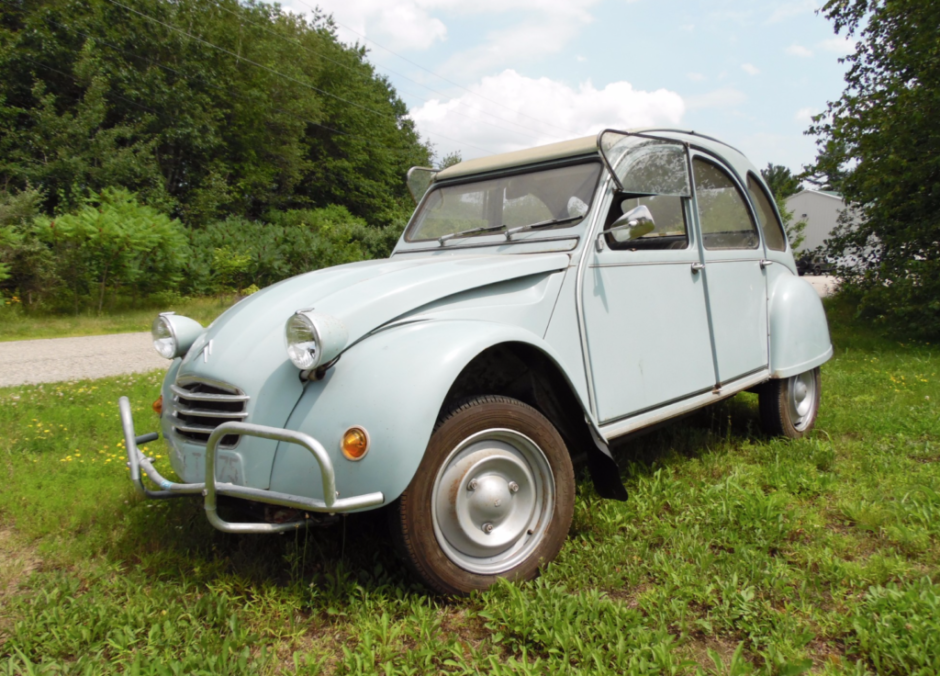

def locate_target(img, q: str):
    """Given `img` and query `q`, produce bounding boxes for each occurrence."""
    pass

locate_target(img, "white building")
[784,189,848,252]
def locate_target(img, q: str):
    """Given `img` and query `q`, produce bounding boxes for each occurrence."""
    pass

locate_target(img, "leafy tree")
[0,0,431,224]
[0,186,57,305]
[760,164,802,200]
[32,188,187,312]
[776,195,807,251]
[439,151,463,169]
[808,0,940,336]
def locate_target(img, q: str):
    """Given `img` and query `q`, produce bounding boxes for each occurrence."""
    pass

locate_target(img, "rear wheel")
[390,396,574,595]
[759,367,821,438]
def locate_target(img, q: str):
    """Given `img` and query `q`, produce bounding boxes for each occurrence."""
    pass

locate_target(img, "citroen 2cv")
[119,129,832,594]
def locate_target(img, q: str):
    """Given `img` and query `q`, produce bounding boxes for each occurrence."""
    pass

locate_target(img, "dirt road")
[0,332,167,388]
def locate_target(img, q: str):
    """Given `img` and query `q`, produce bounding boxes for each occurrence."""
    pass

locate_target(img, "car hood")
[178,253,571,381]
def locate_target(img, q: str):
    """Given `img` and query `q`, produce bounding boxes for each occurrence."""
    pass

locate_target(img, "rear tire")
[389,395,575,595]
[759,367,821,438]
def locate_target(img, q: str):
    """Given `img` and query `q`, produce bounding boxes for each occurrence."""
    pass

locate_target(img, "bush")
[32,188,188,312]
[0,187,406,310]
[0,186,57,306]
[181,206,402,296]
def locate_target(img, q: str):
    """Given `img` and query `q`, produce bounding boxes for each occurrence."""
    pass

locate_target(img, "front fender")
[267,319,587,508]
[768,273,833,378]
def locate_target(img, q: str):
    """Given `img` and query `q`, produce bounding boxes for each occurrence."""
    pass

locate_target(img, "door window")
[693,159,759,250]
[747,174,788,251]
[605,194,688,250]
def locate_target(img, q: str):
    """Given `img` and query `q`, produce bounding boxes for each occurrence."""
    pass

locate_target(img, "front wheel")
[390,395,575,595]
[759,367,821,438]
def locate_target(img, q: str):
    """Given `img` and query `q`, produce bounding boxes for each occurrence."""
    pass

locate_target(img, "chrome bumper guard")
[118,397,385,533]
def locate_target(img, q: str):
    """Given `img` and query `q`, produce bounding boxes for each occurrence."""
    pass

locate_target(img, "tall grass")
[0,302,938,674]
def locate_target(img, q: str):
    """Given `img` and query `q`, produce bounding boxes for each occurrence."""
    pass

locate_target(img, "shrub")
[0,186,57,306]
[31,188,188,312]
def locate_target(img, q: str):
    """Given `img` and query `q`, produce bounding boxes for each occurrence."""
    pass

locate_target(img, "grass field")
[0,297,230,342]
[1,303,938,675]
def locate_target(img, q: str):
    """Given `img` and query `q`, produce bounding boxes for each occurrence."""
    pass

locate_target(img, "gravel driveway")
[0,275,839,388]
[0,332,167,388]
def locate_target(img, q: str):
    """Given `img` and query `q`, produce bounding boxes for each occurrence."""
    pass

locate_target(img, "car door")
[691,156,769,384]
[582,134,716,423]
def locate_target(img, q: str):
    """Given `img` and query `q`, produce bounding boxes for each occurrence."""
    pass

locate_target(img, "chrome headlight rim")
[152,312,180,359]
[286,312,320,370]
[151,312,205,360]
[286,310,348,372]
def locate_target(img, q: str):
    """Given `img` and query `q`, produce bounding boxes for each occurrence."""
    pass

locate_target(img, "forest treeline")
[0,0,434,311]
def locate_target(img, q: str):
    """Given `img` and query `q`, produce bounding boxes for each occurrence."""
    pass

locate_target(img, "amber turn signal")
[153,395,163,416]
[341,426,369,461]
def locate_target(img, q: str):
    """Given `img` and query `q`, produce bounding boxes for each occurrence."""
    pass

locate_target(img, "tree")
[807,0,940,336]
[439,151,462,169]
[760,164,802,200]
[0,0,432,224]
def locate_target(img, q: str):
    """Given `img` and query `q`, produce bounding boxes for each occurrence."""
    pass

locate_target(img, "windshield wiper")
[438,223,507,246]
[504,215,583,240]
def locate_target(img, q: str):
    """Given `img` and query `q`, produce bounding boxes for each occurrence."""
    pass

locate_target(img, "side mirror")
[595,204,656,252]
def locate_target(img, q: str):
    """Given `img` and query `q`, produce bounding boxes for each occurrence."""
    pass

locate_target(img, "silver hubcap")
[787,370,817,430]
[431,429,554,575]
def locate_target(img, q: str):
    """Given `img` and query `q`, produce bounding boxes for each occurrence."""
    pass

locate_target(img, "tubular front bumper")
[118,397,385,533]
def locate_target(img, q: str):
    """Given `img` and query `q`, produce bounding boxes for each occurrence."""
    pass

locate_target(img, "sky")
[282,0,855,174]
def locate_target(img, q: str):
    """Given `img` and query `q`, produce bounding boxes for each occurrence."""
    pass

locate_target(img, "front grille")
[170,379,249,447]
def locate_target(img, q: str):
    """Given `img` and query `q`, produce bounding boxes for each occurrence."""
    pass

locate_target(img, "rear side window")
[693,159,759,250]
[747,174,787,251]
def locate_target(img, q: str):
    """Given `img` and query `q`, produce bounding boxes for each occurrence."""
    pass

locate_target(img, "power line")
[101,0,498,155]
[288,2,579,139]
[21,55,158,115]
[206,0,550,146]
[40,16,427,160]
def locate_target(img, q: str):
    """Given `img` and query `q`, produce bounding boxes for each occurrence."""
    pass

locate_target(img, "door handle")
[760,259,773,269]
[691,262,705,273]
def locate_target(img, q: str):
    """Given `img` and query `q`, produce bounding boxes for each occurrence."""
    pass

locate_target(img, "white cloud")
[408,70,685,159]
[679,23,694,32]
[767,0,818,23]
[818,36,857,55]
[298,0,601,56]
[794,107,818,123]
[786,44,813,58]
[576,55,587,62]
[685,87,747,110]
[687,72,707,82]
[438,5,597,78]
[285,0,448,51]
[741,63,760,76]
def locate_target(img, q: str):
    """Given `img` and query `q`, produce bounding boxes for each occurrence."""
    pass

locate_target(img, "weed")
[0,302,938,673]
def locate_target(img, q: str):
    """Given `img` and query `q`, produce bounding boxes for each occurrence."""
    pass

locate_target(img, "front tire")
[390,395,575,595]
[759,367,821,438]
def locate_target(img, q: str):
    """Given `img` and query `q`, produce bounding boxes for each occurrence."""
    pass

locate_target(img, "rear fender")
[268,320,592,507]
[768,273,833,378]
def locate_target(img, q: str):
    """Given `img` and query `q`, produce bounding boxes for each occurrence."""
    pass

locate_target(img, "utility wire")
[288,1,579,138]
[101,0,497,155]
[206,0,550,145]
[40,16,428,160]
[21,55,158,115]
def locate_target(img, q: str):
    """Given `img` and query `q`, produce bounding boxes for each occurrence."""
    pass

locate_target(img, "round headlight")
[286,313,318,370]
[151,313,205,359]
[152,315,178,359]
[286,311,348,372]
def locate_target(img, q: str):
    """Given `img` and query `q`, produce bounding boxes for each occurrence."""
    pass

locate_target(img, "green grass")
[0,302,938,675]
[0,296,230,342]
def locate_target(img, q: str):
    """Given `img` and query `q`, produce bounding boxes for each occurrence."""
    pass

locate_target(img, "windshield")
[405,162,603,242]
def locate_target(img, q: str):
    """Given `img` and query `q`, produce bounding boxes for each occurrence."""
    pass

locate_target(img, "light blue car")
[120,129,832,594]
